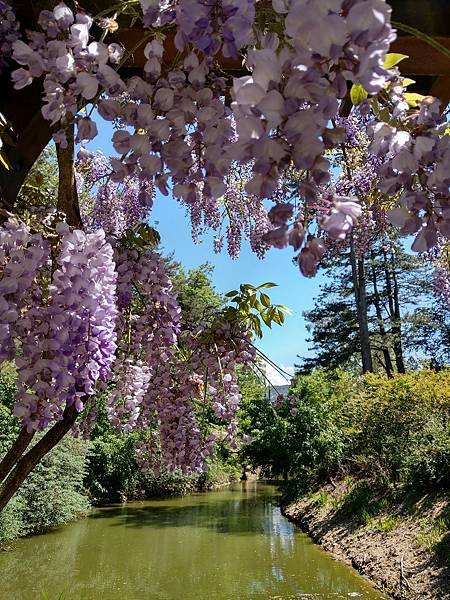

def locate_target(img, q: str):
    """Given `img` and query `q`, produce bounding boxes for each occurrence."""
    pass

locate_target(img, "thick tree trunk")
[0,78,53,214]
[370,254,394,378]
[350,241,373,373]
[0,404,78,511]
[56,122,82,227]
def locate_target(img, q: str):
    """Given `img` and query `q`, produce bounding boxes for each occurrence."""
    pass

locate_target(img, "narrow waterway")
[0,482,386,599]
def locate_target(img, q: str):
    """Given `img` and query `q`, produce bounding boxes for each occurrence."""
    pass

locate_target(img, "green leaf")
[261,312,273,328]
[276,304,291,314]
[371,97,390,122]
[277,309,285,324]
[404,92,426,108]
[225,290,239,298]
[272,311,282,325]
[383,53,408,69]
[260,293,271,308]
[254,299,264,312]
[350,84,368,105]
[240,283,256,292]
[257,282,277,289]
[402,77,416,88]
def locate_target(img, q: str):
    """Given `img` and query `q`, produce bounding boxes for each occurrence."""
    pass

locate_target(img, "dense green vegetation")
[240,366,450,562]
[241,368,450,493]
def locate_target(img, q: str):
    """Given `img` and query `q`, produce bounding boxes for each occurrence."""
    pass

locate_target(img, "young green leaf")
[276,304,292,314]
[404,92,426,108]
[261,312,273,328]
[350,84,368,105]
[257,282,277,289]
[260,293,271,308]
[383,53,408,69]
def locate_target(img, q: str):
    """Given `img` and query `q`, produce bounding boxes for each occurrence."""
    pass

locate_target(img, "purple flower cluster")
[0,220,118,432]
[125,250,182,361]
[0,222,50,361]
[335,115,360,148]
[370,97,450,252]
[76,151,154,237]
[11,2,124,138]
[187,320,255,447]
[174,0,255,58]
[0,0,20,72]
[141,361,212,474]
[50,225,118,394]
[136,319,255,474]
[230,0,394,263]
[107,360,152,432]
[106,243,257,473]
[433,263,450,307]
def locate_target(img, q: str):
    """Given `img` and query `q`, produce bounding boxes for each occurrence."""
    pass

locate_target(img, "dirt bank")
[282,479,449,599]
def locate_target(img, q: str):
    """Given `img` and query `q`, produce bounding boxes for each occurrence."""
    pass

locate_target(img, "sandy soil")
[282,480,450,600]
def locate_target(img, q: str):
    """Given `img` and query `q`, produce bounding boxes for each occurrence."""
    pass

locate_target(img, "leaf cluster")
[223,282,290,338]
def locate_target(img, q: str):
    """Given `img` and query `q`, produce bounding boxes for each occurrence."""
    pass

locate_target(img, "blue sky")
[84,118,326,380]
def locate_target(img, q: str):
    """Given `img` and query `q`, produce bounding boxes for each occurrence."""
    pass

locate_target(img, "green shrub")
[357,370,450,486]
[241,369,351,483]
[197,454,242,490]
[0,433,90,542]
[242,368,450,493]
[0,370,90,542]
[84,431,143,502]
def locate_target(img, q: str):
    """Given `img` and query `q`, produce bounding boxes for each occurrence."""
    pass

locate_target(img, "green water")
[0,482,386,600]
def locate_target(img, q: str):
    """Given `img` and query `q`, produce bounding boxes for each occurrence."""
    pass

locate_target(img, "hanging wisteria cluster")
[76,151,155,238]
[4,0,448,277]
[0,214,258,472]
[0,220,118,431]
[433,264,450,307]
[0,1,19,73]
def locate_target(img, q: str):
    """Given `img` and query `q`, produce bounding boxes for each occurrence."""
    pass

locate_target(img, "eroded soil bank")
[282,479,450,600]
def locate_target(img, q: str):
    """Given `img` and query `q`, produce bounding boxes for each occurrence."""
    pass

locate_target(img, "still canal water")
[0,482,386,599]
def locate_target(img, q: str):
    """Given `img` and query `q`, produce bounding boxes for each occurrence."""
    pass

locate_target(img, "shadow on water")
[87,492,277,536]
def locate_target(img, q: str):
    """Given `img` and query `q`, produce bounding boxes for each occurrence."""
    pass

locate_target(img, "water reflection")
[0,482,385,600]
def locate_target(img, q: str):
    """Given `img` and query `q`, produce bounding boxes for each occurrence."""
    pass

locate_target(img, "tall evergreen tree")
[298,240,444,374]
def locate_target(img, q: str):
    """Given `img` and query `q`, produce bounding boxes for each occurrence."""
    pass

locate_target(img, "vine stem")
[392,21,450,60]
[94,1,140,20]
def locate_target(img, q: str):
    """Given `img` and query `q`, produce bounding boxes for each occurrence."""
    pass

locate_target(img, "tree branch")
[0,427,35,484]
[0,404,78,512]
[56,121,82,228]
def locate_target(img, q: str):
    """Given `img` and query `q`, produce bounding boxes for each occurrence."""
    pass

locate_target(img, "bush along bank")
[240,368,450,599]
[84,427,242,505]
